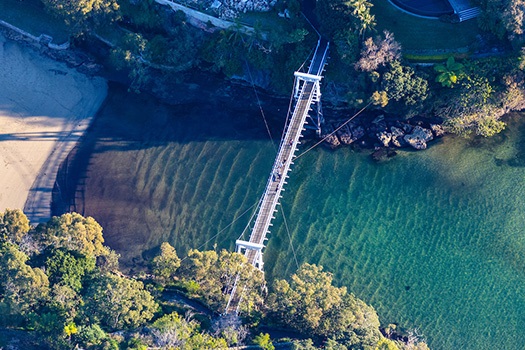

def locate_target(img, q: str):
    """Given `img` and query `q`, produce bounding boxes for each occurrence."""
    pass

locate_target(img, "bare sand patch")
[0,33,107,224]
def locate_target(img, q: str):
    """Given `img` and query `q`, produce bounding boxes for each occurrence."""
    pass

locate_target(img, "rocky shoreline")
[320,113,447,160]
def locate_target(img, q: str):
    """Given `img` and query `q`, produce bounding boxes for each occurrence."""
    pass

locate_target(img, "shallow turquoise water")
[78,84,525,349]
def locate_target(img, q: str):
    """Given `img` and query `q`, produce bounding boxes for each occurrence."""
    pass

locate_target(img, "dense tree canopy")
[84,272,158,330]
[0,209,30,244]
[45,249,96,292]
[42,0,120,30]
[151,312,228,349]
[36,213,109,258]
[0,210,429,349]
[479,0,525,42]
[267,263,382,348]
[381,61,429,108]
[0,243,49,320]
[152,241,181,284]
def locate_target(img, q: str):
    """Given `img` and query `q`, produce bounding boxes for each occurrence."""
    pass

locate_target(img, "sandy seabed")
[0,33,107,224]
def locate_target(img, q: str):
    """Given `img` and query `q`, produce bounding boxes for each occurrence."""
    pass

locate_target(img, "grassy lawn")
[371,0,480,52]
[0,0,70,44]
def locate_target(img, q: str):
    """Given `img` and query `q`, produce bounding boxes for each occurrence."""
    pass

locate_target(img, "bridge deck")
[225,40,329,314]
[244,81,315,264]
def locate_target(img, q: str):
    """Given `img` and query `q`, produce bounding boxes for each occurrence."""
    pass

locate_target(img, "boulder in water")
[337,124,354,145]
[377,131,392,147]
[403,126,433,150]
[322,125,340,148]
[323,133,340,148]
[390,126,406,148]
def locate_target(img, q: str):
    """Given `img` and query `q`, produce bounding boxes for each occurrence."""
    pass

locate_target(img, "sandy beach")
[0,33,107,224]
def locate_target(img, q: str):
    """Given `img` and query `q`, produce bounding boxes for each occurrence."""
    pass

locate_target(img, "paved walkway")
[155,0,256,35]
[0,19,69,49]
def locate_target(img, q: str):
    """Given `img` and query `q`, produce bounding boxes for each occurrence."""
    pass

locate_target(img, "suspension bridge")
[224,38,329,314]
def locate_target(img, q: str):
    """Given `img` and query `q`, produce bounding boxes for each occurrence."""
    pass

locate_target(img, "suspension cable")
[280,204,300,269]
[237,194,265,241]
[297,44,317,73]
[180,202,258,262]
[280,77,297,144]
[245,61,278,152]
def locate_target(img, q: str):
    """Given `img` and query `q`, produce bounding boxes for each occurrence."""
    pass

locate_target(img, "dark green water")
[76,82,525,349]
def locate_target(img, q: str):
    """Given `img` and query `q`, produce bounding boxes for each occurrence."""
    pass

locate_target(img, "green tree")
[478,0,525,42]
[178,249,265,315]
[46,283,82,324]
[152,242,180,284]
[76,324,119,349]
[267,263,382,347]
[46,249,96,292]
[84,272,158,330]
[0,209,30,244]
[268,263,346,335]
[345,0,376,40]
[41,0,120,32]
[151,312,228,349]
[375,338,399,350]
[316,0,355,38]
[333,28,360,66]
[201,30,244,77]
[253,333,275,350]
[0,243,49,319]
[144,26,201,70]
[437,73,505,136]
[434,57,465,88]
[96,248,120,273]
[381,61,428,107]
[291,339,319,349]
[324,338,347,349]
[38,213,108,258]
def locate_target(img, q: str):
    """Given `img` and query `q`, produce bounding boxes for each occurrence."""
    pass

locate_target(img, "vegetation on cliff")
[32,0,525,139]
[0,209,429,349]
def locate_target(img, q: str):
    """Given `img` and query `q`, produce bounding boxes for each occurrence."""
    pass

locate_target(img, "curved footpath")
[0,33,107,224]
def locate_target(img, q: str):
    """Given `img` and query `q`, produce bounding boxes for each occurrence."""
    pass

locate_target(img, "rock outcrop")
[403,126,434,150]
[390,126,405,147]
[377,131,392,147]
[337,124,353,145]
[316,114,444,154]
[322,125,341,148]
[349,124,365,143]
[430,124,446,137]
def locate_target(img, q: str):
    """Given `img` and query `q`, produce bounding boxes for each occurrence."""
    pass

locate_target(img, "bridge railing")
[226,40,329,315]
[247,80,316,247]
